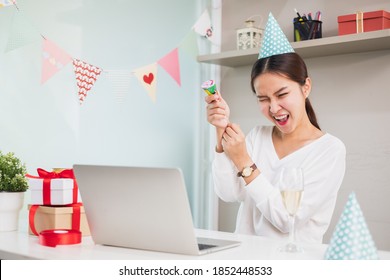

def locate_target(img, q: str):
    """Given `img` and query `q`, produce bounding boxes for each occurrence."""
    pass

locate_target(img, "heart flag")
[133,63,158,103]
[73,59,102,104]
[41,39,72,84]
[158,48,181,86]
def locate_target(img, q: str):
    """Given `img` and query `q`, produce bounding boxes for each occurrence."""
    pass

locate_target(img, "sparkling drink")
[278,167,304,253]
[281,190,303,216]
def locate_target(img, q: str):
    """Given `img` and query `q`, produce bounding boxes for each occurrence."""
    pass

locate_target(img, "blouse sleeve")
[212,126,261,203]
[245,137,346,233]
[212,152,246,202]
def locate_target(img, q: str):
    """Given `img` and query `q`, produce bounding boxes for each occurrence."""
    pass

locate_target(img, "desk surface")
[1,229,390,260]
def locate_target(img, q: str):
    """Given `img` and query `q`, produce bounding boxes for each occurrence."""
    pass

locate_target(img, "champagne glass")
[279,167,304,253]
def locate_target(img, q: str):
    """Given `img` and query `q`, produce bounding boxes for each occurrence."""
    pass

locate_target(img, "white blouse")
[212,126,346,243]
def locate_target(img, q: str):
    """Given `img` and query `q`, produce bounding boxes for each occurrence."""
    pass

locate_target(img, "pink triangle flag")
[41,39,72,84]
[157,48,181,87]
[133,63,158,103]
[72,59,102,104]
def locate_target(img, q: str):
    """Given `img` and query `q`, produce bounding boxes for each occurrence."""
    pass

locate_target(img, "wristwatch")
[237,163,257,178]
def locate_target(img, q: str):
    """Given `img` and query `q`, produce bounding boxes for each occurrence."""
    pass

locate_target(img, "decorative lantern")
[236,19,263,50]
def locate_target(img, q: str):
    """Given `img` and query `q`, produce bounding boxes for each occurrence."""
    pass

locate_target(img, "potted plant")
[0,151,28,231]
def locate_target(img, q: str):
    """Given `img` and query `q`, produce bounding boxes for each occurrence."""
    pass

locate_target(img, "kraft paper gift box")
[28,204,90,236]
[27,168,82,205]
[338,10,390,35]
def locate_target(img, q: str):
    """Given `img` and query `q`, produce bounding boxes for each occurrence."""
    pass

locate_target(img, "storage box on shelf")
[338,10,390,35]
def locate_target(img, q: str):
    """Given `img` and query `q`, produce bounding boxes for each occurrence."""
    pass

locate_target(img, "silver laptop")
[73,164,240,255]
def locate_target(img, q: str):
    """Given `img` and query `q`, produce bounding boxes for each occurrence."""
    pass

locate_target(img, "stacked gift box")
[27,168,90,236]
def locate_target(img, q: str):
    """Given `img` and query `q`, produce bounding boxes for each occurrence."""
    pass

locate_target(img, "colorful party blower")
[324,192,379,260]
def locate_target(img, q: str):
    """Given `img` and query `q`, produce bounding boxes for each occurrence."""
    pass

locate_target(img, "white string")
[245,14,264,28]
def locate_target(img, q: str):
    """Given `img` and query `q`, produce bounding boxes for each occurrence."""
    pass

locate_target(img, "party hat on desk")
[324,192,379,260]
[258,13,295,59]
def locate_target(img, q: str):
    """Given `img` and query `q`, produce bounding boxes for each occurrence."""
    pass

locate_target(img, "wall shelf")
[197,29,390,67]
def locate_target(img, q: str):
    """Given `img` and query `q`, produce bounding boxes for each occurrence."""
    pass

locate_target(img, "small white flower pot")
[0,192,24,231]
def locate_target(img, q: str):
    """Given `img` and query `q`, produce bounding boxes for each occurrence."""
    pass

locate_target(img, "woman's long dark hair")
[250,53,320,130]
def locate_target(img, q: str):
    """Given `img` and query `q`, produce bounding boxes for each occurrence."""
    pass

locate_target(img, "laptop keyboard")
[198,243,217,251]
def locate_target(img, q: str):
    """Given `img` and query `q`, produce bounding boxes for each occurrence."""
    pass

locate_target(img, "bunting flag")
[133,63,158,103]
[179,30,199,58]
[41,39,72,84]
[106,70,132,104]
[0,0,16,7]
[5,10,41,52]
[193,9,213,42]
[157,48,181,87]
[1,6,214,105]
[73,59,102,104]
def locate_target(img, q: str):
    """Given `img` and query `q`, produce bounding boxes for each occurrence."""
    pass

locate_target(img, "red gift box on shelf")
[27,168,82,206]
[28,204,90,236]
[338,10,390,35]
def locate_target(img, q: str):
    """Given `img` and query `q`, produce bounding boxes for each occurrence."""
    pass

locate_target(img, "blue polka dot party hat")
[258,13,295,59]
[324,192,379,260]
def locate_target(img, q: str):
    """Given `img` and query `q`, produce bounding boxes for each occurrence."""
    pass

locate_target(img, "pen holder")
[293,19,322,41]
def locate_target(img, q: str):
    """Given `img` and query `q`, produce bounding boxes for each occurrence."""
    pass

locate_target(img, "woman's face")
[253,72,311,135]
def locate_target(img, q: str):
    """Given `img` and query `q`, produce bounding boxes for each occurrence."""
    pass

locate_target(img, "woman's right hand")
[205,91,230,129]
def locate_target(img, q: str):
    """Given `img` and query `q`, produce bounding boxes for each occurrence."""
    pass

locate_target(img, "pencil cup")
[293,19,322,41]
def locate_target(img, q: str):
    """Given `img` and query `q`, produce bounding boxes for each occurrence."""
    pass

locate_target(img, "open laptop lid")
[73,164,207,255]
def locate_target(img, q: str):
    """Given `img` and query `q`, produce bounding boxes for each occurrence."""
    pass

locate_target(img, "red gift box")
[338,10,390,35]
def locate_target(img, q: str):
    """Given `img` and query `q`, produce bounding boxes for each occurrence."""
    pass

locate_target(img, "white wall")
[216,0,390,250]
[0,0,209,227]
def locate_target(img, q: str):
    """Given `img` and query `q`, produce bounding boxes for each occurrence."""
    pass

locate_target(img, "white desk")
[1,228,390,260]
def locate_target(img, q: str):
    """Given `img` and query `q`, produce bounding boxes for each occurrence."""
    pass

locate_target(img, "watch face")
[242,167,252,177]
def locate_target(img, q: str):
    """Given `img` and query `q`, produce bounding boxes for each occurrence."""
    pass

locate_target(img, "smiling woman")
[205,52,346,244]
[204,14,346,244]
[251,53,320,131]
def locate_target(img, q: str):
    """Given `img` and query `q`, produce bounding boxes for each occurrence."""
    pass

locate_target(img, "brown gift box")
[28,204,90,236]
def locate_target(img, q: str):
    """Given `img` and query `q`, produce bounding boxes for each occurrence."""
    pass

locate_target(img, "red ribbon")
[39,229,82,247]
[29,203,83,237]
[29,205,40,236]
[36,168,75,179]
[26,168,79,205]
